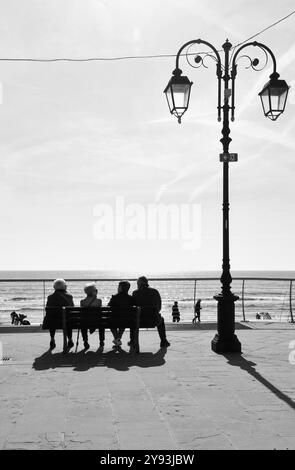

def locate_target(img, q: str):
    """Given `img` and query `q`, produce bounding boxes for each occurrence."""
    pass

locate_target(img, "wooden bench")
[42,306,159,353]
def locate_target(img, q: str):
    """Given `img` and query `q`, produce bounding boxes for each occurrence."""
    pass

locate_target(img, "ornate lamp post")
[164,39,289,353]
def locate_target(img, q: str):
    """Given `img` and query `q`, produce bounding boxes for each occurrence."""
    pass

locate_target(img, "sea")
[0,270,294,325]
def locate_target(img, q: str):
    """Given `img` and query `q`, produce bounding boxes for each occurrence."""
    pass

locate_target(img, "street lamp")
[164,39,289,353]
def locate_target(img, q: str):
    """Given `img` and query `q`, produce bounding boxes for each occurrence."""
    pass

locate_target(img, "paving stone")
[117,423,177,450]
[1,328,295,450]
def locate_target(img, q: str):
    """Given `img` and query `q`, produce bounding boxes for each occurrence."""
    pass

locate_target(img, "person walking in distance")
[172,301,180,322]
[193,299,202,323]
[132,276,170,348]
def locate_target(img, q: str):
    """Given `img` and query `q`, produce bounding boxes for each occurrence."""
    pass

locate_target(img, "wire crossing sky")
[0,8,294,62]
[0,0,294,272]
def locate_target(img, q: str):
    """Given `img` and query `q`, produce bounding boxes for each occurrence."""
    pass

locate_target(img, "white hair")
[84,282,97,296]
[53,278,67,291]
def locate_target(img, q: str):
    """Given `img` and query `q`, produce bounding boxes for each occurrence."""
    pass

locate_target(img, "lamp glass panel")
[165,86,174,113]
[270,92,280,111]
[278,89,288,110]
[269,86,288,111]
[171,83,190,109]
[260,90,271,114]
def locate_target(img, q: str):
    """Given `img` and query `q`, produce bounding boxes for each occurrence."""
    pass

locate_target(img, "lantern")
[164,68,193,123]
[259,73,289,121]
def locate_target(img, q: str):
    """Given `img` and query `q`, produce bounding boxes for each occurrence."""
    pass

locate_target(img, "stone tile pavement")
[0,324,295,450]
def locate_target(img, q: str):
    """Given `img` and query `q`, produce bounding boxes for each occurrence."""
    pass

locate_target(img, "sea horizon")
[0,269,295,280]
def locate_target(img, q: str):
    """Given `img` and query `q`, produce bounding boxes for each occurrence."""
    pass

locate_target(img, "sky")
[0,0,294,273]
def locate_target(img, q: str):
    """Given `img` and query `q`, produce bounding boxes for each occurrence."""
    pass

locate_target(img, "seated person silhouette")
[18,313,30,325]
[46,279,74,350]
[11,311,20,325]
[80,282,104,350]
[132,276,170,348]
[108,280,134,347]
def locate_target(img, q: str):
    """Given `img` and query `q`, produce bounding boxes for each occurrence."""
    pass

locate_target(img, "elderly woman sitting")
[80,282,104,350]
[46,278,74,350]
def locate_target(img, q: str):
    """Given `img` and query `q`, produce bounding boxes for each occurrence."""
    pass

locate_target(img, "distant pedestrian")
[193,299,202,323]
[172,301,180,322]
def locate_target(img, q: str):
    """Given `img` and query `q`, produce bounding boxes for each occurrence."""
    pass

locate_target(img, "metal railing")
[0,276,294,324]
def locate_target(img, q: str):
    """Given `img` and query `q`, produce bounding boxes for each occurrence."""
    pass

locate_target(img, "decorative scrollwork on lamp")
[185,44,220,70]
[234,46,268,72]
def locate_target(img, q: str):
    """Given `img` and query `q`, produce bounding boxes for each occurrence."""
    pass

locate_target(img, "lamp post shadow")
[223,353,295,411]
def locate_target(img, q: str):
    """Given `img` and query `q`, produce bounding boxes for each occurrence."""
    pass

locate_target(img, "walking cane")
[75,328,80,353]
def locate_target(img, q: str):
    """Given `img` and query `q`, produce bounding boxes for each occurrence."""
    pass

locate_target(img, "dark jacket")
[172,304,180,315]
[46,290,74,308]
[43,290,74,330]
[108,292,134,309]
[132,286,162,312]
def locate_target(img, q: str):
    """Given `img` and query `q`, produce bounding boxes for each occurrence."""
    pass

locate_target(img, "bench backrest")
[42,307,63,329]
[43,305,159,329]
[64,306,139,329]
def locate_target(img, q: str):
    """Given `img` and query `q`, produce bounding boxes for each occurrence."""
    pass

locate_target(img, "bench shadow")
[32,347,167,372]
[223,353,295,411]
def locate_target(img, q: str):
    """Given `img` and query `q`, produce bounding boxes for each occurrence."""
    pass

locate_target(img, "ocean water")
[0,270,294,325]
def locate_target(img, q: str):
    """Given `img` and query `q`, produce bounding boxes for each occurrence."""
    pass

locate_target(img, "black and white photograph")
[0,0,295,458]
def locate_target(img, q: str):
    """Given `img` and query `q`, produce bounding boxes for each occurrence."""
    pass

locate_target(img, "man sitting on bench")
[132,276,170,348]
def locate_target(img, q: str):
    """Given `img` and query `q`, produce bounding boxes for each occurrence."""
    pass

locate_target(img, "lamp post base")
[211,292,242,353]
[211,333,241,353]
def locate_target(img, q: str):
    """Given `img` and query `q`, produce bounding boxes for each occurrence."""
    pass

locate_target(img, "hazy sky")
[0,0,294,272]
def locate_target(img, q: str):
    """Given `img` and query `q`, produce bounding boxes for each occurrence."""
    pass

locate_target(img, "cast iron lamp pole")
[164,39,289,353]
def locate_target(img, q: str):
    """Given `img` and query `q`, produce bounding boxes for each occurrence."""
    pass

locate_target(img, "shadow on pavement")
[223,353,295,411]
[32,346,167,372]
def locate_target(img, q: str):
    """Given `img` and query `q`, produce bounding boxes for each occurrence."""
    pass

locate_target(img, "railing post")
[242,279,246,322]
[43,281,46,319]
[193,279,197,321]
[289,280,294,323]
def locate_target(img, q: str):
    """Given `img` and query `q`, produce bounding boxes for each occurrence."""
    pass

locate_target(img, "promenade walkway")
[0,323,295,450]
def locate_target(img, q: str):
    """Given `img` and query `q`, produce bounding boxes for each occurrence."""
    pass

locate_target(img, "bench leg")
[130,327,139,353]
[62,308,68,354]
[75,329,80,353]
[62,331,68,353]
